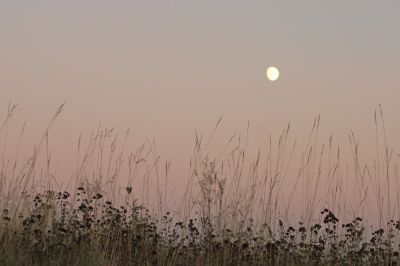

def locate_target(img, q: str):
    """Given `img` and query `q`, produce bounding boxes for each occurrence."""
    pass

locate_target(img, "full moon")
[266,66,280,81]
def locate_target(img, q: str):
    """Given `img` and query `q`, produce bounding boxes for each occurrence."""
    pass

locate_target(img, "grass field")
[0,103,399,265]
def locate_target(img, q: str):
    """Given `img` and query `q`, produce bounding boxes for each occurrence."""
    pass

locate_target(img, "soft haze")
[1,1,400,214]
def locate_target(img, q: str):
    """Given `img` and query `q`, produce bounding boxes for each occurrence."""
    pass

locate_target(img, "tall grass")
[0,102,399,265]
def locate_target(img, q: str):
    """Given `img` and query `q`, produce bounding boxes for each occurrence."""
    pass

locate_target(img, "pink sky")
[1,1,400,224]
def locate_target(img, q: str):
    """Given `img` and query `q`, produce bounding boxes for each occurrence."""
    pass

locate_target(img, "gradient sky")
[1,1,400,212]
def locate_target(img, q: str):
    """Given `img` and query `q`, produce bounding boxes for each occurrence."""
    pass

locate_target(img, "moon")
[266,66,280,81]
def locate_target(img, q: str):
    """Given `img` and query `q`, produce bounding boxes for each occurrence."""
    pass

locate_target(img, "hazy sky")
[1,1,400,194]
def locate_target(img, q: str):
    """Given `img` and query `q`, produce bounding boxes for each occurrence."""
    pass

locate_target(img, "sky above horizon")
[1,1,400,219]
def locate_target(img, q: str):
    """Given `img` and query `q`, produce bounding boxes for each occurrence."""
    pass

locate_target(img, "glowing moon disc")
[266,66,280,81]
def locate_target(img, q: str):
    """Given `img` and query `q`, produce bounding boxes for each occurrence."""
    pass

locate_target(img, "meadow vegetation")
[0,102,400,265]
